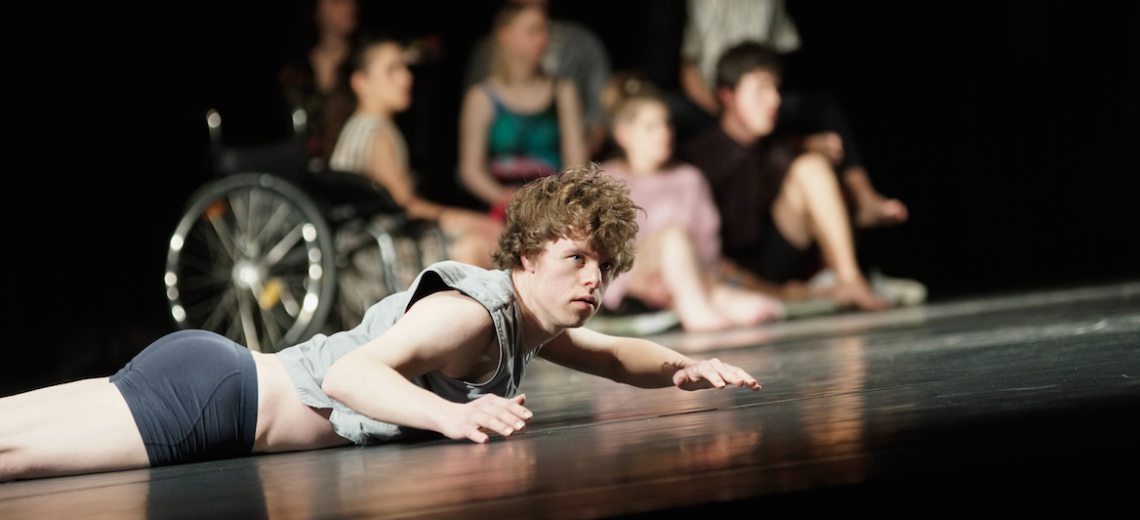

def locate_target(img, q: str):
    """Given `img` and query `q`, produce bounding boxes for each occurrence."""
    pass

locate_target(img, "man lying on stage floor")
[0,165,760,481]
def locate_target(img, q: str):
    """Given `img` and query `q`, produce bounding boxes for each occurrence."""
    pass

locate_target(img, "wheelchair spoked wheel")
[165,174,336,352]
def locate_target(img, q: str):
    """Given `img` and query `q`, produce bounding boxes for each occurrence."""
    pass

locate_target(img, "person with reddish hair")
[1,166,760,482]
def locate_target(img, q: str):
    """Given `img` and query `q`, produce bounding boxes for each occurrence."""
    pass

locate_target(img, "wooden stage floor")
[3,282,1138,518]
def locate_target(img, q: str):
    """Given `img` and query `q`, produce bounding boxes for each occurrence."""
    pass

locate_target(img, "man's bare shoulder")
[406,290,495,335]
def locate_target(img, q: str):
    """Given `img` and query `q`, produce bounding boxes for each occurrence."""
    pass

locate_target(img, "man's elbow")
[321,363,352,402]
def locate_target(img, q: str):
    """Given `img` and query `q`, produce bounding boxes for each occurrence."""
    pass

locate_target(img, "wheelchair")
[163,109,446,352]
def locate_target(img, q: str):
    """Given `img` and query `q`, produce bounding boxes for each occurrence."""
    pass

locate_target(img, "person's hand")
[803,132,844,165]
[438,394,532,444]
[672,359,761,391]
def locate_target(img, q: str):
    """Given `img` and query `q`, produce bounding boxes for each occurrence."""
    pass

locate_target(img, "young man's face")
[723,69,782,138]
[521,236,615,329]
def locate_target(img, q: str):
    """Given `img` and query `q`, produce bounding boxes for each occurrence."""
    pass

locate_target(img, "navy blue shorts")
[110,330,258,466]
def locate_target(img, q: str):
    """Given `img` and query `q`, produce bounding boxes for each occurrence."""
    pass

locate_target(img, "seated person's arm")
[322,291,530,443]
[841,166,909,226]
[555,79,588,167]
[366,128,446,221]
[680,60,719,115]
[458,86,511,206]
[539,327,760,391]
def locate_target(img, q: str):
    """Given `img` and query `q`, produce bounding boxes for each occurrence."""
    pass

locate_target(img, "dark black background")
[7,0,1138,396]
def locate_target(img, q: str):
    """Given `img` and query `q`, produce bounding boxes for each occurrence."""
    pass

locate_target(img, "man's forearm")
[322,355,454,433]
[611,338,693,388]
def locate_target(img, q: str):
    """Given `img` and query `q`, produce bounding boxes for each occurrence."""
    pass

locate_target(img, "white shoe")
[869,269,927,306]
[807,268,837,289]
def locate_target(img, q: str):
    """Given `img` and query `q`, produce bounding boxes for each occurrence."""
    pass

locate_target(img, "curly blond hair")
[492,164,641,274]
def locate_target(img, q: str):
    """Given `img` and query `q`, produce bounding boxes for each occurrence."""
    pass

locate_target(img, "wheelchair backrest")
[207,108,310,181]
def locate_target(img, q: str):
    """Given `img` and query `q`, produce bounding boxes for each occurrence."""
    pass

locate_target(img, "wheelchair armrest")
[300,171,406,224]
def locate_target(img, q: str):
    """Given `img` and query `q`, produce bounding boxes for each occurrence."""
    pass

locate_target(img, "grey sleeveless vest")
[277,261,534,445]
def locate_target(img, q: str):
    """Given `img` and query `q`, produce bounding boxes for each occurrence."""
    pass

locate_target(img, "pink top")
[601,160,722,310]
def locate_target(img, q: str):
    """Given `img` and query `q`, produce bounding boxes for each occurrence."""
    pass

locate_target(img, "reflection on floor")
[2,282,1138,518]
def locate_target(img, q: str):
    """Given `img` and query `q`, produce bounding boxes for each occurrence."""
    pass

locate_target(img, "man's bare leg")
[771,153,890,310]
[0,377,111,413]
[0,380,149,481]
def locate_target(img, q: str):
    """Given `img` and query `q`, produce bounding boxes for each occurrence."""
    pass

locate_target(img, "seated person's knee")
[788,152,835,182]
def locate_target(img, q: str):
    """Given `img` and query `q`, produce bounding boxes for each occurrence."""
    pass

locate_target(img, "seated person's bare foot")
[855,194,909,228]
[711,286,785,326]
[677,302,735,332]
[826,280,892,311]
[778,280,813,300]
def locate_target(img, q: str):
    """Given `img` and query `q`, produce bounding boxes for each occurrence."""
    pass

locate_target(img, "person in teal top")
[484,84,563,183]
[459,2,587,219]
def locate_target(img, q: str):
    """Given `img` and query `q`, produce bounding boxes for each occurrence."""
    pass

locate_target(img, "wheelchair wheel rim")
[165,174,335,352]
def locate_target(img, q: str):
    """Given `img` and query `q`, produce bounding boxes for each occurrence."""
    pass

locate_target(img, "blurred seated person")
[458,2,588,218]
[679,0,907,228]
[463,0,611,158]
[680,42,891,311]
[600,73,784,331]
[280,0,360,171]
[331,37,501,268]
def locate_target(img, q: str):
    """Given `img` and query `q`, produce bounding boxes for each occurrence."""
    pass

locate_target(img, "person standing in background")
[281,0,360,172]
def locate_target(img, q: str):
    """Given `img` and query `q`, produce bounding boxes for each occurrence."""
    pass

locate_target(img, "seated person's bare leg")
[708,283,785,327]
[0,380,148,481]
[439,210,501,269]
[626,225,732,331]
[771,153,890,310]
[447,233,494,269]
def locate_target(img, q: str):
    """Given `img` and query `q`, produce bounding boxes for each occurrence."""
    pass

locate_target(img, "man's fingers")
[698,361,725,388]
[710,359,745,387]
[720,363,760,389]
[482,395,532,426]
[732,366,761,389]
[477,414,516,437]
[508,401,533,421]
[467,428,489,444]
[509,394,531,418]
[489,405,528,431]
[676,359,763,392]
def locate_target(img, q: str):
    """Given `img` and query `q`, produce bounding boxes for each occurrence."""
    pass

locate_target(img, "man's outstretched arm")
[323,292,532,443]
[539,327,760,391]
